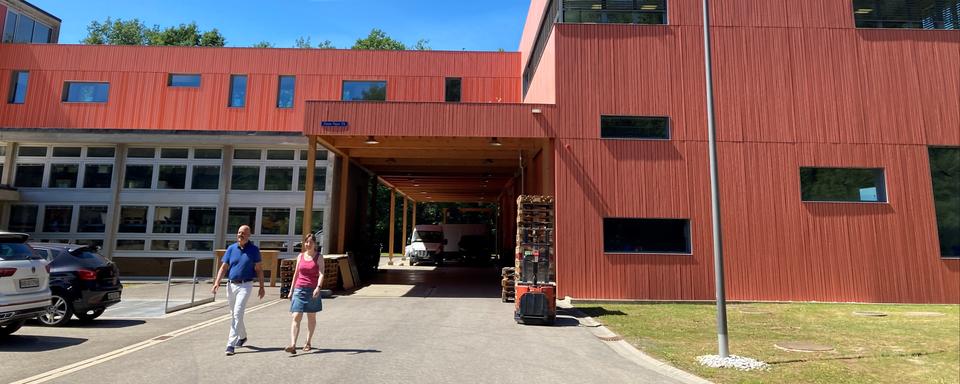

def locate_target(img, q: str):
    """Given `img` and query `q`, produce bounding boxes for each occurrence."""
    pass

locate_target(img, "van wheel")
[0,320,25,336]
[38,294,73,327]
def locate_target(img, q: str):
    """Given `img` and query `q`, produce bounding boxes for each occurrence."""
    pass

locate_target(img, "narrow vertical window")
[277,75,295,108]
[228,75,247,107]
[928,147,959,257]
[445,77,462,102]
[3,11,17,43]
[8,71,28,104]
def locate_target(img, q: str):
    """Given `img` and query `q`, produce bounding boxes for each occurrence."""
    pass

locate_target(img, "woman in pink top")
[285,233,323,354]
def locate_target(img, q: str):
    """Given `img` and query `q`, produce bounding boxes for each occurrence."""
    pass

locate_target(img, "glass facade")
[929,147,960,257]
[562,0,667,24]
[2,10,53,43]
[8,71,28,104]
[277,75,295,108]
[854,0,959,29]
[229,75,247,107]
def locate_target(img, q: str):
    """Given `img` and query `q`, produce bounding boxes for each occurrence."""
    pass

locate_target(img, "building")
[1,0,957,302]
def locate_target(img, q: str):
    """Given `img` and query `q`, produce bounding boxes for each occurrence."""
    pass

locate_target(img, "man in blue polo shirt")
[212,225,265,356]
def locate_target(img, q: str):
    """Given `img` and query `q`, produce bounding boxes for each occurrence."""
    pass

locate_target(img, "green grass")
[576,302,960,384]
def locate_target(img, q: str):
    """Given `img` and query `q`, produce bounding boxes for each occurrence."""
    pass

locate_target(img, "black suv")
[29,243,122,326]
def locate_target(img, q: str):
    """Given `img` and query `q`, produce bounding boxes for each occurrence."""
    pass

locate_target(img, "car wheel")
[75,308,106,322]
[0,320,25,336]
[38,294,73,327]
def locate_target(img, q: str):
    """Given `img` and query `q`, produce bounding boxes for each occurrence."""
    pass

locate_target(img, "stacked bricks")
[321,256,339,290]
[515,195,556,285]
[501,267,516,302]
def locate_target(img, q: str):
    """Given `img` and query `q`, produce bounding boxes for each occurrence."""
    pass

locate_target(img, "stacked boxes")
[501,267,516,302]
[279,259,295,299]
[514,195,557,325]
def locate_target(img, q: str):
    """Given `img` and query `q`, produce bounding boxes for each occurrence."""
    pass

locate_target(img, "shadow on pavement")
[553,316,582,327]
[292,348,382,357]
[0,335,86,352]
[51,319,147,329]
[240,345,285,353]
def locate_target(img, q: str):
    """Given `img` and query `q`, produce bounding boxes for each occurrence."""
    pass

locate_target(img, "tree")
[199,29,226,47]
[294,36,312,48]
[351,28,406,50]
[251,41,274,48]
[316,39,335,49]
[413,39,431,50]
[82,18,225,47]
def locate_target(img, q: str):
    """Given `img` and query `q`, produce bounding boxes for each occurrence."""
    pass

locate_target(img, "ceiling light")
[364,136,380,145]
[641,5,658,10]
[420,191,427,194]
[414,184,420,187]
[489,137,502,147]
[855,8,873,14]
[531,108,542,114]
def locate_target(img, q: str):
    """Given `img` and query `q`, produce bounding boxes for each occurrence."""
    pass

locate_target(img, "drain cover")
[774,341,834,352]
[904,311,945,317]
[852,311,888,317]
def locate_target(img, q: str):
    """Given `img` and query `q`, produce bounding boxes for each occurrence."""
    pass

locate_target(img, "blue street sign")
[321,121,348,127]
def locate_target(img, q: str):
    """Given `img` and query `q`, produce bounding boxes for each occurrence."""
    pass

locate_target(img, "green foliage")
[82,18,225,47]
[316,39,335,49]
[251,41,274,48]
[413,39,431,50]
[294,36,312,48]
[351,28,406,50]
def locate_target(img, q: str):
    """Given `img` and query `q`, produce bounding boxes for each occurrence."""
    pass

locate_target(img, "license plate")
[19,278,39,289]
[106,291,120,300]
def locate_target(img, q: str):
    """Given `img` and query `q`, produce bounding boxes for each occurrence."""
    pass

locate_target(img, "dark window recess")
[233,149,261,160]
[48,164,79,188]
[228,75,247,107]
[161,148,189,158]
[84,164,113,188]
[194,148,222,159]
[168,74,201,87]
[231,166,260,190]
[854,0,959,30]
[299,149,329,161]
[127,147,155,158]
[62,82,109,103]
[124,165,153,189]
[8,205,38,232]
[8,71,28,104]
[277,75,295,108]
[342,81,387,101]
[191,166,220,189]
[603,218,691,254]
[445,77,462,102]
[227,208,257,232]
[562,0,668,24]
[78,206,108,233]
[800,168,887,202]
[601,116,670,139]
[928,147,959,257]
[187,207,217,234]
[298,167,326,192]
[18,146,46,157]
[87,147,115,157]
[157,165,187,189]
[43,206,73,233]
[14,164,44,187]
[52,147,81,157]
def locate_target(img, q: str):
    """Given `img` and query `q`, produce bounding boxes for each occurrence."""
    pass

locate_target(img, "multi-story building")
[0,0,957,302]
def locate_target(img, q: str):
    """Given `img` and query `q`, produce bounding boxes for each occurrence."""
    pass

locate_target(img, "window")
[227,208,257,232]
[151,240,180,251]
[342,80,387,101]
[228,75,247,107]
[299,149,329,161]
[854,0,959,30]
[83,164,113,188]
[124,165,153,188]
[153,207,183,234]
[14,11,34,43]
[42,206,73,232]
[234,149,261,160]
[8,71,28,104]
[267,149,295,160]
[445,77,462,102]
[191,165,220,189]
[158,165,187,189]
[87,147,115,157]
[127,147,155,158]
[168,74,201,88]
[929,147,959,257]
[160,148,189,158]
[298,167,327,191]
[800,167,887,203]
[187,207,217,234]
[277,75,295,108]
[78,206,108,233]
[75,239,104,249]
[194,148,222,159]
[8,205,38,232]
[32,22,51,44]
[62,82,110,103]
[186,240,213,251]
[3,10,52,43]
[2,11,15,42]
[116,240,145,251]
[265,167,293,191]
[601,116,670,139]
[563,0,668,24]
[52,147,81,157]
[18,146,46,157]
[231,166,260,190]
[48,164,79,188]
[261,208,290,235]
[603,218,691,254]
[295,209,324,235]
[14,164,43,187]
[118,206,148,233]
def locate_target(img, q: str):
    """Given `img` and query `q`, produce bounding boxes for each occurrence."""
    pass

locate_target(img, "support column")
[400,198,408,263]
[214,145,233,277]
[541,139,555,196]
[302,136,317,237]
[104,144,126,261]
[0,142,17,226]
[335,153,349,253]
[388,188,396,265]
[412,201,417,227]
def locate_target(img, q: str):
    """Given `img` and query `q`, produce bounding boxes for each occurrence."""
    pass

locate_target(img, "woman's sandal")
[284,345,297,354]
[302,343,312,352]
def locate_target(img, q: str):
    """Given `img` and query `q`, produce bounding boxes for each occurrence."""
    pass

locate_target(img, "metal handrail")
[164,256,216,314]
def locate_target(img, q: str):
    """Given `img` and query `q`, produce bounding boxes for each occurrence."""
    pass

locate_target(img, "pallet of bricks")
[516,195,555,283]
[280,256,341,299]
[501,267,516,302]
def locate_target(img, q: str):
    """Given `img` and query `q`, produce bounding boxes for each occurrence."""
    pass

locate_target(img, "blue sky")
[30,0,531,51]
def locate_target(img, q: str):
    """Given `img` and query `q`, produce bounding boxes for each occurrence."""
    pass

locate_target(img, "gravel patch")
[696,355,769,371]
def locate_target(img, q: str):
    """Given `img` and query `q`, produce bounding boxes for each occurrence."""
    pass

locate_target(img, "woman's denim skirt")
[290,287,323,313]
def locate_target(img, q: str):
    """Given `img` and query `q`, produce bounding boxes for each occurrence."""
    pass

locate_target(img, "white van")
[404,225,445,265]
[0,232,51,337]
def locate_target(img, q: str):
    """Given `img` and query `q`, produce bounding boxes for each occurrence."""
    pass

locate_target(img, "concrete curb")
[558,298,713,384]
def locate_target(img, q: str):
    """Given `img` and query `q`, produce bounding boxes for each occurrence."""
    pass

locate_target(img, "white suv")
[0,232,50,337]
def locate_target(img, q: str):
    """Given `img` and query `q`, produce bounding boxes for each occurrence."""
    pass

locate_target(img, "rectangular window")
[277,75,295,108]
[52,147,82,157]
[87,147,116,157]
[445,77,462,103]
[854,0,960,30]
[187,207,217,234]
[116,240,145,251]
[261,208,290,235]
[227,208,258,233]
[800,167,887,203]
[298,167,327,191]
[160,148,189,158]
[267,149,295,160]
[14,164,44,187]
[8,205,38,233]
[228,75,247,107]
[186,240,213,252]
[168,74,201,88]
[603,218,691,254]
[118,206,148,233]
[18,146,46,157]
[78,206,108,233]
[295,209,324,235]
[2,11,16,43]
[233,149,261,160]
[8,71,28,104]
[601,116,670,139]
[124,165,153,189]
[74,239,104,248]
[83,164,113,188]
[264,167,293,191]
[299,149,329,161]
[259,241,287,252]
[342,80,387,101]
[194,148,222,159]
[929,147,959,257]
[563,0,668,25]
[42,206,73,233]
[127,147,155,158]
[157,165,187,189]
[153,207,183,234]
[191,165,220,189]
[231,166,260,190]
[48,164,79,188]
[151,240,180,251]
[32,23,50,43]
[62,82,110,103]
[14,12,33,43]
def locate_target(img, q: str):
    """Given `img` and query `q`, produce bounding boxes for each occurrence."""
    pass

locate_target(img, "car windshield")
[0,243,36,261]
[413,231,443,243]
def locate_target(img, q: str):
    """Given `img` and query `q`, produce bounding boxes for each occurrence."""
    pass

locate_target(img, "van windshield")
[413,231,443,243]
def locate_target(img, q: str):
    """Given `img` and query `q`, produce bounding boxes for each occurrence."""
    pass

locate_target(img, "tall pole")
[702,0,729,358]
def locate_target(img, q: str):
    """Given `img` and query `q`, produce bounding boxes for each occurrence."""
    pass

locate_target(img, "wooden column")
[542,139,555,196]
[336,153,349,253]
[412,201,417,227]
[302,136,317,237]
[401,198,408,261]
[388,189,396,264]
